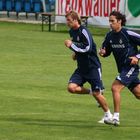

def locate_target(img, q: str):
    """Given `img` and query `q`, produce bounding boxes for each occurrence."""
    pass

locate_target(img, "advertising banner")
[124,0,140,28]
[55,0,140,29]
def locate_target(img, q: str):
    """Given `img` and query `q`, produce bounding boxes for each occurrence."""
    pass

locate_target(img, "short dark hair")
[65,10,81,25]
[110,11,126,26]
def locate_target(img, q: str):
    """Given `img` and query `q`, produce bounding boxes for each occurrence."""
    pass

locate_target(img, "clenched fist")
[64,39,72,48]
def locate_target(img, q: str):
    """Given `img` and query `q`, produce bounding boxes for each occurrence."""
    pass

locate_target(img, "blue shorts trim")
[116,66,140,90]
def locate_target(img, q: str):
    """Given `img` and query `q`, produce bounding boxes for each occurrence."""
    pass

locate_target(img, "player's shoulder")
[121,28,140,39]
[126,30,140,38]
[121,28,129,35]
[79,25,91,36]
[79,25,88,32]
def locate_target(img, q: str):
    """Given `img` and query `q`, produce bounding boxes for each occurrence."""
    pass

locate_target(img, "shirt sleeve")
[70,29,91,53]
[127,30,140,46]
[102,33,112,57]
[127,31,140,59]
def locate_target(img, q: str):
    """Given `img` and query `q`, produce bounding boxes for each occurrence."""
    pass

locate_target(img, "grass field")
[0,22,140,140]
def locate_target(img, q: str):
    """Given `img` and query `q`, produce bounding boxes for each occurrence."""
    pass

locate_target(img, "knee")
[67,85,76,93]
[111,85,118,93]
[132,86,140,100]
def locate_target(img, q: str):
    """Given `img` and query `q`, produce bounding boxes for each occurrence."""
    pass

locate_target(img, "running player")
[65,10,112,123]
[99,11,140,126]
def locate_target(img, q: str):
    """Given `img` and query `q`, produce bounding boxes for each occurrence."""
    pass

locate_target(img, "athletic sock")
[89,88,92,95]
[105,109,112,116]
[113,112,120,120]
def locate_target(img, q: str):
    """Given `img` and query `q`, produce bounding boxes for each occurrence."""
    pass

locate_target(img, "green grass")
[0,21,140,140]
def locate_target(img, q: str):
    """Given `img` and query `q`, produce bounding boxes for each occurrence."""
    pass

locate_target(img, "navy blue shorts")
[116,66,140,91]
[68,68,104,92]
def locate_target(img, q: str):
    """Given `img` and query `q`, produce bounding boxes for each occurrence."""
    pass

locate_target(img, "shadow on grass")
[0,117,109,128]
[0,117,140,128]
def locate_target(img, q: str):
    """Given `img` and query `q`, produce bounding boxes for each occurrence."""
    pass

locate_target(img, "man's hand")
[99,48,106,57]
[64,40,72,48]
[129,56,139,65]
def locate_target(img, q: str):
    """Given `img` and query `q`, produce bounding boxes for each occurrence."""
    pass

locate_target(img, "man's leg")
[92,91,108,112]
[104,80,125,126]
[131,84,140,99]
[111,80,125,113]
[92,91,112,123]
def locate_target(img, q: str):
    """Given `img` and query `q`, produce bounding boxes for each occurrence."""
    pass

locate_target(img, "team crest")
[110,40,112,43]
[77,36,80,41]
[119,39,122,44]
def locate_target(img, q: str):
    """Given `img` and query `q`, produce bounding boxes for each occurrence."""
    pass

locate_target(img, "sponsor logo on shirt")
[110,39,125,48]
[111,44,125,48]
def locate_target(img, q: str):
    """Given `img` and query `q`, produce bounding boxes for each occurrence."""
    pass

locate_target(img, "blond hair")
[65,10,81,25]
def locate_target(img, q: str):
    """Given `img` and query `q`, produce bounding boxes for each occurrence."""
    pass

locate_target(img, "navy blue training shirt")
[102,28,140,73]
[69,25,101,74]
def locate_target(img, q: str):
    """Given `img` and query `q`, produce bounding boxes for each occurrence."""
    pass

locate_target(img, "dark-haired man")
[99,11,140,126]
